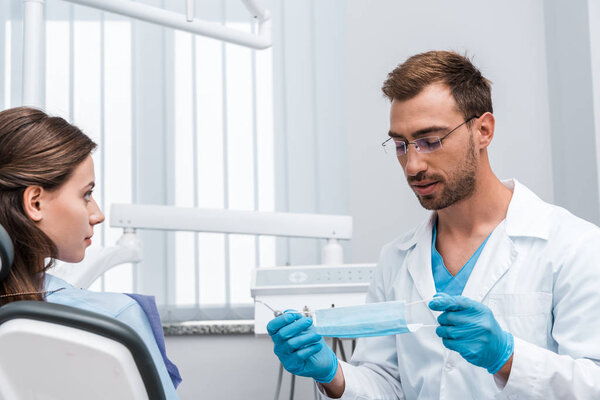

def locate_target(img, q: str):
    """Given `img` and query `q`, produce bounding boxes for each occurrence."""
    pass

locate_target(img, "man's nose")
[402,145,428,177]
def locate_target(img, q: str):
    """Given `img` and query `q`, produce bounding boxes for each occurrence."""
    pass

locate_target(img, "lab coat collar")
[503,179,551,240]
[397,178,550,305]
[401,211,519,305]
[461,180,550,301]
[396,214,434,251]
[460,221,517,301]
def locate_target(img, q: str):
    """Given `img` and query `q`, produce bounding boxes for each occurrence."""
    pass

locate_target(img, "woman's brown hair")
[0,106,96,304]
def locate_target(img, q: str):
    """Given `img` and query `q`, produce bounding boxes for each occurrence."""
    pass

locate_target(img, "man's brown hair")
[382,51,493,122]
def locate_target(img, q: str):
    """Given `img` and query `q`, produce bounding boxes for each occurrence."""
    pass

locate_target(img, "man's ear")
[23,186,44,222]
[477,112,495,149]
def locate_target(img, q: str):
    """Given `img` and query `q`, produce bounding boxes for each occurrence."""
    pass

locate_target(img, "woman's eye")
[84,191,93,201]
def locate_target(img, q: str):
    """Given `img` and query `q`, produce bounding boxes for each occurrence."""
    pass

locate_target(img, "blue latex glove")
[267,311,338,383]
[429,293,514,374]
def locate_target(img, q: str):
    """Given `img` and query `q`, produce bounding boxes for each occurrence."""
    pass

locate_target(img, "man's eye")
[422,138,439,145]
[416,138,440,150]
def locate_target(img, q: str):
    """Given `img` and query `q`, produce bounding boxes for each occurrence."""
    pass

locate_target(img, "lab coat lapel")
[461,179,549,301]
[461,222,518,302]
[405,217,437,311]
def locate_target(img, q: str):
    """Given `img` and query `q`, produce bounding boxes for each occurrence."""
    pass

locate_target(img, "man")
[267,51,600,399]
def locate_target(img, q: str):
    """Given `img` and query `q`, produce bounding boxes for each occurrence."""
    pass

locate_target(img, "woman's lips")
[412,182,438,196]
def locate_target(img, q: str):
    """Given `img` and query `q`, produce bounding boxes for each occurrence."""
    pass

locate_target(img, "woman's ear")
[23,186,44,222]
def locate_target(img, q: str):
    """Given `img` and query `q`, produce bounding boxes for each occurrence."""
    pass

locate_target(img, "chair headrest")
[0,224,14,281]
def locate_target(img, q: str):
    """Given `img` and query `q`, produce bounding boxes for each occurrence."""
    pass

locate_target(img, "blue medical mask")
[313,300,430,338]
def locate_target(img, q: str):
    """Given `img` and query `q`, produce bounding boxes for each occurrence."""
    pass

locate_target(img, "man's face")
[388,83,479,210]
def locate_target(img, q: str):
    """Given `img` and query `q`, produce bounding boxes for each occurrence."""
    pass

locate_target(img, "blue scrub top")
[431,222,491,296]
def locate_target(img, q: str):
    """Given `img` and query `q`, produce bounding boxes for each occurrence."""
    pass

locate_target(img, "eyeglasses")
[382,116,479,156]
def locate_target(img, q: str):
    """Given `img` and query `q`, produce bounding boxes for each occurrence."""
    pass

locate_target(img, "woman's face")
[35,155,105,262]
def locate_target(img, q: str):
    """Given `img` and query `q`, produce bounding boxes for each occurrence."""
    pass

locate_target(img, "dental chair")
[0,224,166,400]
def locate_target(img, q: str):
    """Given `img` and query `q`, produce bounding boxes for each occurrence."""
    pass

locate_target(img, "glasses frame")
[382,115,480,156]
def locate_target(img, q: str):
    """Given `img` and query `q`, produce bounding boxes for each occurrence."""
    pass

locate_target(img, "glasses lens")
[383,140,403,155]
[414,137,442,153]
[393,141,407,156]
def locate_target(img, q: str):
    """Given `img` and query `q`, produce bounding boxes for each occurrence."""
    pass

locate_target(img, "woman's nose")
[89,197,105,225]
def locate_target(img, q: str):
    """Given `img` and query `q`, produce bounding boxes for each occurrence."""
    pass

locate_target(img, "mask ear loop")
[255,299,281,316]
[405,298,430,306]
[404,298,438,331]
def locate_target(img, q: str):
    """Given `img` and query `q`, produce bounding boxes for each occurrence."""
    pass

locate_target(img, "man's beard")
[410,135,478,210]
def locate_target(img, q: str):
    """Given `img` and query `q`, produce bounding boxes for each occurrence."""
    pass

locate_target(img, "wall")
[588,0,600,209]
[544,0,599,225]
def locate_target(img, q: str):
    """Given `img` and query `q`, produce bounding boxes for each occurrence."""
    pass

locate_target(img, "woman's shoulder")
[45,273,138,318]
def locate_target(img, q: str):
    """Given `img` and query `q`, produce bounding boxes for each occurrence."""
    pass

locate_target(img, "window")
[173,26,275,308]
[3,0,275,319]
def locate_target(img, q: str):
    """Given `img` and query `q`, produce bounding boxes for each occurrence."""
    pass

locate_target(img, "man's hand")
[267,311,338,383]
[429,293,514,374]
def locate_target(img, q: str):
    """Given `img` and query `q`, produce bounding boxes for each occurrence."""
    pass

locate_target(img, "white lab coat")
[322,180,600,399]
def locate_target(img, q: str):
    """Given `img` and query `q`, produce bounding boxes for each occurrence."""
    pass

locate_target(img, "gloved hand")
[429,293,514,374]
[267,311,338,383]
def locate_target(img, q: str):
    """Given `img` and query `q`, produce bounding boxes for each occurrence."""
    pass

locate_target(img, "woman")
[0,106,179,399]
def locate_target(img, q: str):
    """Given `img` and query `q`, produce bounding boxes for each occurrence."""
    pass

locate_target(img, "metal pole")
[185,0,194,22]
[241,0,270,22]
[61,0,272,49]
[22,0,45,107]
